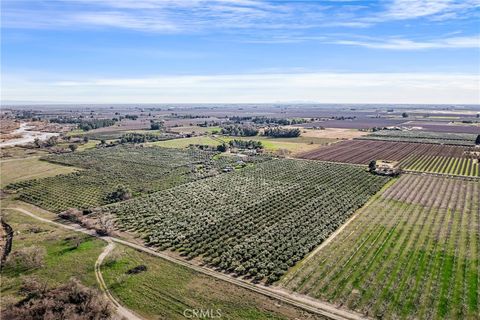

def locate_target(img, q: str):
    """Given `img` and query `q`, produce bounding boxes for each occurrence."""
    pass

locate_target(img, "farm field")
[280,174,479,319]
[168,125,222,134]
[152,135,333,154]
[402,121,480,134]
[299,119,407,129]
[0,208,105,306]
[360,130,478,146]
[295,128,368,140]
[300,140,479,177]
[224,136,333,154]
[0,157,78,188]
[101,244,325,320]
[105,159,390,282]
[0,146,50,160]
[150,135,222,148]
[7,146,254,212]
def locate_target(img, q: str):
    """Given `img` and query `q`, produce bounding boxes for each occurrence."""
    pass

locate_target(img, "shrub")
[2,278,112,320]
[7,246,46,270]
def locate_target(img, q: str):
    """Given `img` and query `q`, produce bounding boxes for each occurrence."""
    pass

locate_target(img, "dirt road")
[95,238,143,320]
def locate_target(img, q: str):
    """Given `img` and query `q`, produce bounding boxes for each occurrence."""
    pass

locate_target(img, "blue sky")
[1,0,479,104]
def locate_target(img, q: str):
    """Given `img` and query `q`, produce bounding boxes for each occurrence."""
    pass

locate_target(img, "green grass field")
[0,209,106,306]
[0,157,78,188]
[168,126,222,134]
[101,244,325,320]
[150,136,222,148]
[151,135,333,154]
[281,174,479,319]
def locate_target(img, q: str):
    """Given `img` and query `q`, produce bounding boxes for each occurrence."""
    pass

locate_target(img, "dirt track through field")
[3,207,143,320]
[5,207,368,320]
[95,239,143,320]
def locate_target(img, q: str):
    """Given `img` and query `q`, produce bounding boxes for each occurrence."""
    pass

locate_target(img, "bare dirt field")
[290,127,368,140]
[299,119,407,129]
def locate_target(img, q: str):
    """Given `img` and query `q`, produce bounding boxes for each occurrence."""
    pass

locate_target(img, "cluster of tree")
[50,116,92,124]
[97,140,119,148]
[2,278,111,320]
[124,114,139,120]
[78,119,117,131]
[119,133,165,144]
[59,208,115,236]
[251,117,308,125]
[263,127,301,138]
[329,116,356,120]
[197,121,221,127]
[106,185,132,203]
[189,144,217,151]
[370,127,391,132]
[229,116,253,123]
[14,111,42,120]
[50,117,118,131]
[228,139,263,149]
[227,116,309,126]
[170,114,210,119]
[220,124,259,136]
[150,121,164,130]
[33,136,59,148]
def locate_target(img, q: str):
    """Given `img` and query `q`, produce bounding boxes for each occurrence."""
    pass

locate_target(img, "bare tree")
[97,213,114,236]
[7,246,46,270]
[2,278,112,319]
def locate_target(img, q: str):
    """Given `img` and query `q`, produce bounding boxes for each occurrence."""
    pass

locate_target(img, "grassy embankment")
[0,209,105,307]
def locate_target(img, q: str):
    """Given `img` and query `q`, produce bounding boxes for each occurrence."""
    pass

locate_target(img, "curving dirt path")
[3,207,143,320]
[6,207,368,320]
[95,238,143,320]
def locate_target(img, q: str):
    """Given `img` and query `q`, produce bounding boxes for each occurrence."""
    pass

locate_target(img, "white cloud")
[4,0,478,33]
[3,72,479,104]
[333,34,480,50]
[386,0,453,19]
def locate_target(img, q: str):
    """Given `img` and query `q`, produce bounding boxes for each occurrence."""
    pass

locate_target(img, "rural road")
[5,207,368,320]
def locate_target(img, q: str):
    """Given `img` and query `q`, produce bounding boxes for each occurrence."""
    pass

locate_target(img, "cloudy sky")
[1,0,480,104]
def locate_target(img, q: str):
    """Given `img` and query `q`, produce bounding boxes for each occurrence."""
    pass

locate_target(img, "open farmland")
[300,140,479,177]
[402,121,480,134]
[0,157,78,188]
[281,174,479,319]
[101,244,326,320]
[105,159,390,282]
[360,130,478,146]
[7,146,255,212]
[299,118,407,129]
[152,135,330,154]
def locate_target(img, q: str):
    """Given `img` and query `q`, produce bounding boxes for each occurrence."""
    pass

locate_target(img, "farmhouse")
[374,160,401,176]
